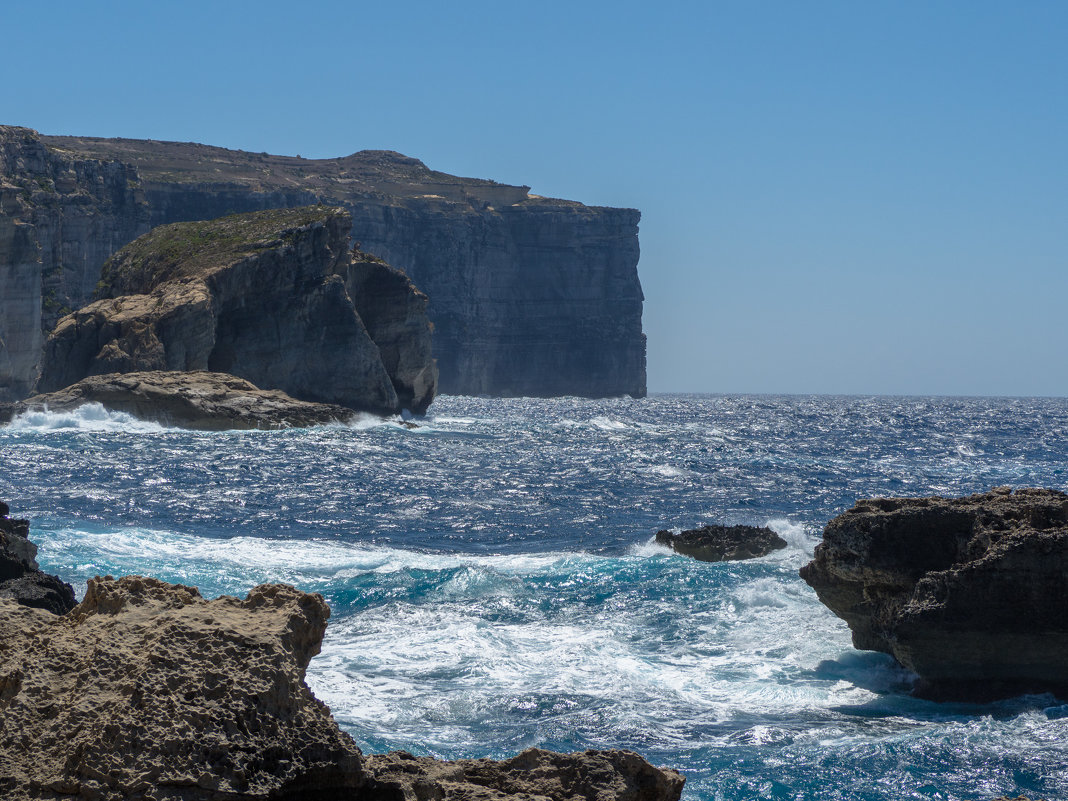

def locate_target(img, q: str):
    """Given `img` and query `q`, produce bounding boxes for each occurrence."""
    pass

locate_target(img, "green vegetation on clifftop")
[96,205,342,298]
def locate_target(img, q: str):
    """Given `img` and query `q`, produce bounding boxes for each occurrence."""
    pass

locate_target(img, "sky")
[6,1,1067,396]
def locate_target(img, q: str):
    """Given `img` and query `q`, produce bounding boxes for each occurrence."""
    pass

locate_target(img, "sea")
[2,393,1068,801]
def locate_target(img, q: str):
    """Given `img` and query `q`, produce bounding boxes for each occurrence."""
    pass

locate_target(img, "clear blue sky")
[7,1,1067,396]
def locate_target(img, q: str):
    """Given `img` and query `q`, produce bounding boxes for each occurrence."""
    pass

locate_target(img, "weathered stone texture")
[39,135,646,399]
[800,487,1068,699]
[36,207,429,416]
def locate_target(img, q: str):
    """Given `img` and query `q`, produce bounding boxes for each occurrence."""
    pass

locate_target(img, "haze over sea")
[3,393,1067,801]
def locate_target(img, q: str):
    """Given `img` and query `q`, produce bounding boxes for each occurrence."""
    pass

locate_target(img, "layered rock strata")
[656,524,788,562]
[0,571,685,801]
[800,487,1068,700]
[3,371,356,430]
[37,132,647,398]
[0,126,149,400]
[36,206,436,416]
[0,505,75,615]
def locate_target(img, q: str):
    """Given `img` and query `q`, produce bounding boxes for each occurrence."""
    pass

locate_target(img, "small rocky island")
[22,205,437,428]
[655,524,787,562]
[800,487,1068,700]
[0,504,685,800]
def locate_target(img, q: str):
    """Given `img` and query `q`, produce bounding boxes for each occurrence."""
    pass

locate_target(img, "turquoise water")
[2,394,1067,800]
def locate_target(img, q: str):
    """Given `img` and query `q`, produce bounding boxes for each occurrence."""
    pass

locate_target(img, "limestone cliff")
[39,134,647,398]
[0,126,149,400]
[37,206,436,416]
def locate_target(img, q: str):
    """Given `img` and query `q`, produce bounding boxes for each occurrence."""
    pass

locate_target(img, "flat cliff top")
[44,133,515,192]
[98,204,344,295]
[39,133,637,214]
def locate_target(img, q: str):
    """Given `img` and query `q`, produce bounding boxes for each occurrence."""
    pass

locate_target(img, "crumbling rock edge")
[800,487,1068,700]
[0,506,684,801]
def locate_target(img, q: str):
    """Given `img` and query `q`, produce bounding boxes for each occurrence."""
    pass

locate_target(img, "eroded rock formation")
[36,206,436,416]
[0,571,685,801]
[4,371,356,430]
[800,487,1068,700]
[0,576,365,799]
[0,126,148,400]
[0,505,75,615]
[655,524,788,562]
[29,130,646,399]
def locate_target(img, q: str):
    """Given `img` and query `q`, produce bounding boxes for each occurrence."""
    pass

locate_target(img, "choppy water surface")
[3,394,1068,800]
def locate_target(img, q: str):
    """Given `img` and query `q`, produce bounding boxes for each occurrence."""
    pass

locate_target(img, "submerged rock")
[10,370,355,430]
[36,205,436,416]
[800,487,1068,700]
[655,524,787,562]
[0,506,74,615]
[366,748,685,801]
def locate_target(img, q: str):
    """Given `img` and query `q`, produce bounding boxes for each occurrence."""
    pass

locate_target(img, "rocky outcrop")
[0,505,75,615]
[800,487,1068,700]
[655,524,787,562]
[0,576,365,799]
[0,571,685,801]
[5,371,356,430]
[0,126,149,400]
[342,251,436,415]
[37,133,646,398]
[36,206,436,415]
[365,748,684,801]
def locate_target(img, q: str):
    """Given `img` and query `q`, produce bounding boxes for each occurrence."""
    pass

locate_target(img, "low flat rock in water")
[3,370,356,431]
[655,524,788,562]
[800,487,1068,700]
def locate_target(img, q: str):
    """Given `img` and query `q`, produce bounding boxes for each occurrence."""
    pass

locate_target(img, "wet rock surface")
[655,524,787,562]
[0,505,74,615]
[800,487,1068,700]
[8,370,356,430]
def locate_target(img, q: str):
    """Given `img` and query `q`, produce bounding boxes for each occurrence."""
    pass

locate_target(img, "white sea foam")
[5,403,171,433]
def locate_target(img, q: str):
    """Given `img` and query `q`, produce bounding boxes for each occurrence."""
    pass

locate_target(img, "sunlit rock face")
[39,134,647,399]
[36,206,436,416]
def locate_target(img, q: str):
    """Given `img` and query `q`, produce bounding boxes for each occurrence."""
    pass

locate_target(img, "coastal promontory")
[0,126,646,402]
[800,487,1068,700]
[36,205,436,417]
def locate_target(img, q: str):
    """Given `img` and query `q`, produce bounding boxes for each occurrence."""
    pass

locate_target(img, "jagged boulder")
[0,571,686,801]
[6,370,356,430]
[0,576,366,800]
[37,206,437,416]
[800,487,1068,700]
[0,506,74,615]
[655,524,787,562]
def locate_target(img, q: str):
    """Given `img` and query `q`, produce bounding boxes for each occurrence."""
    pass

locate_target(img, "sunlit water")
[3,394,1068,800]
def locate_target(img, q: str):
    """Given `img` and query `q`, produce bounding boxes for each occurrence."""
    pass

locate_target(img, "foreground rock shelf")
[0,505,684,801]
[800,487,1068,700]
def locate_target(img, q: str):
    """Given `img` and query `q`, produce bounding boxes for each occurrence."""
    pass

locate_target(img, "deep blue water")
[3,393,1068,800]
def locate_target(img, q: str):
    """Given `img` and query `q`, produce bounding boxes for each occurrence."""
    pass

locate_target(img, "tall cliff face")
[38,206,436,416]
[40,135,647,398]
[0,127,149,400]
